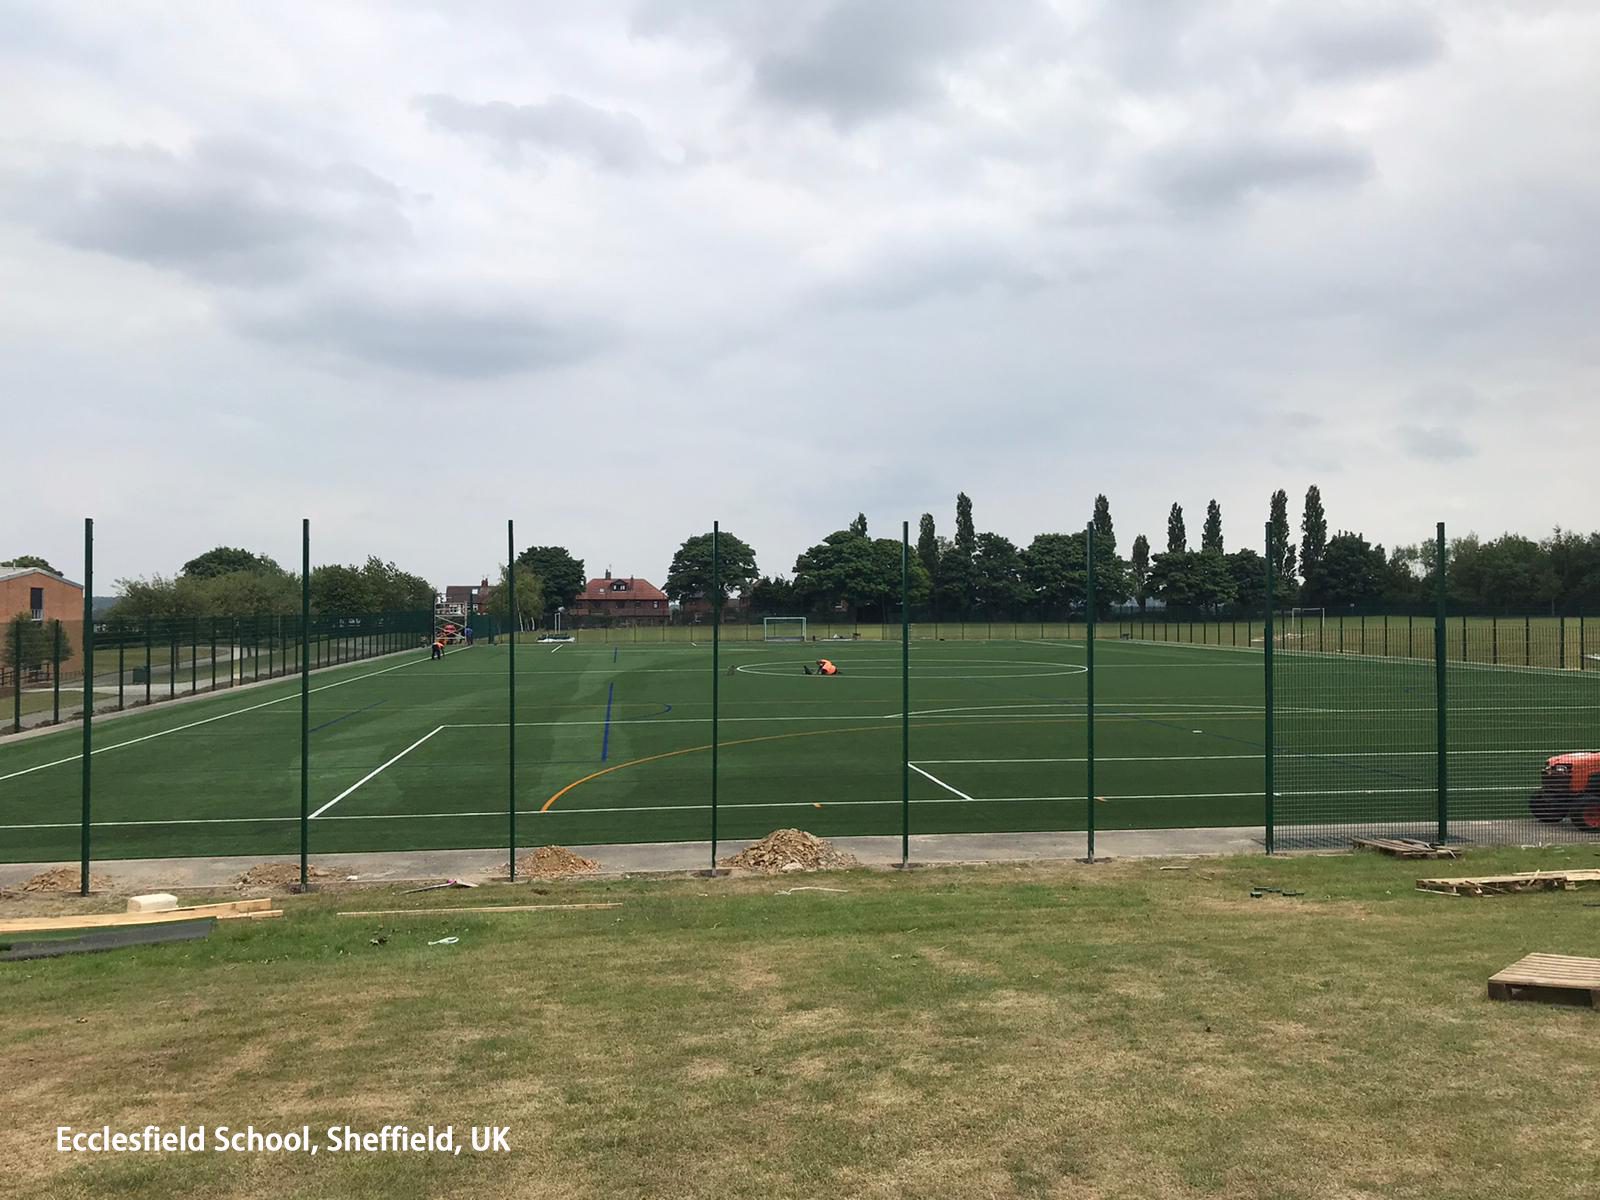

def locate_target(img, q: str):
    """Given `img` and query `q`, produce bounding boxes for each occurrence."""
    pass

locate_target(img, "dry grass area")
[3,848,1600,1199]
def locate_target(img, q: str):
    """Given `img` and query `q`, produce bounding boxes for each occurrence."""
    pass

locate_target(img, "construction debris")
[508,846,601,879]
[404,879,479,894]
[720,829,860,873]
[1354,836,1457,859]
[2,918,217,962]
[19,867,113,893]
[1417,869,1600,897]
[238,863,331,888]
[127,893,178,913]
[0,898,280,935]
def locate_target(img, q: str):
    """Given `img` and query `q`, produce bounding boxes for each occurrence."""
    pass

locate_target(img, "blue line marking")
[601,681,615,761]
[310,699,387,734]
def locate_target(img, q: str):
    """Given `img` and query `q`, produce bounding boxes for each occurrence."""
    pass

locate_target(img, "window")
[30,587,43,621]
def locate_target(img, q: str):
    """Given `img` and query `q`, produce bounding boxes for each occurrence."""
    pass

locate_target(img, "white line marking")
[0,648,464,785]
[915,748,1564,765]
[309,726,445,819]
[550,643,564,653]
[909,762,974,800]
[0,784,1533,831]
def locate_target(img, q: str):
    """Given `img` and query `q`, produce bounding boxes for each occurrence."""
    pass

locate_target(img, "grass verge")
[4,848,1600,1199]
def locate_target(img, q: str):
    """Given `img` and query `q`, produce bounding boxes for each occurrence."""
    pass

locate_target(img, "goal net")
[763,616,808,643]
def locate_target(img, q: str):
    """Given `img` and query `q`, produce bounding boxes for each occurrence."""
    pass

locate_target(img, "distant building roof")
[575,575,668,604]
[0,566,83,589]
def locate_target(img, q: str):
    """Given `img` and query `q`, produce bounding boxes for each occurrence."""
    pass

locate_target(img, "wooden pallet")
[1489,953,1600,1008]
[1416,869,1600,897]
[1353,836,1457,859]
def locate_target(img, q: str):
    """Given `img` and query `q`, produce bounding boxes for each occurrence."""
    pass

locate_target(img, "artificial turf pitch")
[1,637,1592,864]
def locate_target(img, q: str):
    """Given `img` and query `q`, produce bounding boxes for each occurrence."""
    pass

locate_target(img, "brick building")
[1,566,83,624]
[569,571,670,625]
[1,566,86,679]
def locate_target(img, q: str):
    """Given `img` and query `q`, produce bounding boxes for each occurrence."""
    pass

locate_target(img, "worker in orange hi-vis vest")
[816,658,838,676]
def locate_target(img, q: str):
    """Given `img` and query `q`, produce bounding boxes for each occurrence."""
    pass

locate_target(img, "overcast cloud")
[2,1,1597,590]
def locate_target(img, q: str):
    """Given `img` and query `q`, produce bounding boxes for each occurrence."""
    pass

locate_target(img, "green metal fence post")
[300,520,311,889]
[1263,523,1275,855]
[80,518,94,896]
[1560,615,1566,670]
[190,619,197,693]
[51,620,61,724]
[1084,525,1097,863]
[11,617,21,733]
[1435,522,1448,843]
[901,521,910,868]
[209,619,217,692]
[508,519,518,882]
[144,627,152,705]
[117,638,124,710]
[710,521,721,872]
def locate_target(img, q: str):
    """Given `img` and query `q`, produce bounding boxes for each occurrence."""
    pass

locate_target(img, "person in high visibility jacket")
[816,658,838,676]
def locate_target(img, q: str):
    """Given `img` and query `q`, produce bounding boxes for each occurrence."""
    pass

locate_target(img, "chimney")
[604,568,612,580]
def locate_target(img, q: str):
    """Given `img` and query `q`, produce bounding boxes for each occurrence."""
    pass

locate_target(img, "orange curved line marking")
[541,721,892,812]
[540,714,1107,813]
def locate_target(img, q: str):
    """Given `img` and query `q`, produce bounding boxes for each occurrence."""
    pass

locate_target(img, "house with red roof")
[568,570,670,626]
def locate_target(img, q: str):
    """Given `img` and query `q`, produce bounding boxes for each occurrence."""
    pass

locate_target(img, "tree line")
[656,490,1600,620]
[104,546,436,621]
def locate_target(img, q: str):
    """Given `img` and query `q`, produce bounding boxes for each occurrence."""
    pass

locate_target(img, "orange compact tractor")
[1529,752,1600,830]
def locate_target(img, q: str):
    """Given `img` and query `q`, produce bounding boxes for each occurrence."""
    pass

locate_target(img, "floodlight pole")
[1083,524,1096,863]
[901,520,910,867]
[710,521,721,872]
[1435,521,1448,843]
[300,519,310,888]
[1263,522,1275,855]
[509,519,518,882]
[80,517,94,896]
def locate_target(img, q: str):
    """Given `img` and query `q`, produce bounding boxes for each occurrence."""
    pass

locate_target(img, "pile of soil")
[719,829,859,873]
[19,867,114,893]
[237,863,331,888]
[509,846,601,878]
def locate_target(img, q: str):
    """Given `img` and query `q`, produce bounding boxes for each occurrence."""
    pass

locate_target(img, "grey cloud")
[815,235,1048,310]
[1278,6,1444,81]
[416,93,660,171]
[9,137,408,284]
[638,0,1038,125]
[231,288,613,379]
[1147,132,1373,210]
[1397,424,1476,463]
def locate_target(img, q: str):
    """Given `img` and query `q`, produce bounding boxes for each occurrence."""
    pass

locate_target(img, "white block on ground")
[127,893,178,913]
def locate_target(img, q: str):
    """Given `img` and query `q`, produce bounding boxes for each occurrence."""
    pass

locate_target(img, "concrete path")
[0,825,1269,892]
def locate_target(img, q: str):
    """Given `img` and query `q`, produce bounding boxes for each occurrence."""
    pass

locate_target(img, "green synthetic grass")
[2,636,1594,865]
[4,852,1600,1199]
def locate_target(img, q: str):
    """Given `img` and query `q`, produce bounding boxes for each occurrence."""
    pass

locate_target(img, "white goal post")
[763,616,808,643]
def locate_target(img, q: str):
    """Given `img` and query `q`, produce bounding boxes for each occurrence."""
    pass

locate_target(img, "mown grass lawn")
[4,848,1600,1200]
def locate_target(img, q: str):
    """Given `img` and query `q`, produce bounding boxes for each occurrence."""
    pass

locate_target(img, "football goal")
[763,616,808,643]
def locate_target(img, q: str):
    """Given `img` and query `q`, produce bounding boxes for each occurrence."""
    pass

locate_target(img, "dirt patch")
[237,863,332,888]
[508,846,601,878]
[17,867,114,893]
[720,829,859,873]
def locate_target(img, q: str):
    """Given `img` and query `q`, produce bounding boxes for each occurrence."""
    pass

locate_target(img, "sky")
[3,0,1597,592]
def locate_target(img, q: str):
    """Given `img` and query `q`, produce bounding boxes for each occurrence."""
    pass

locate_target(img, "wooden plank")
[1416,872,1573,896]
[0,899,274,934]
[336,903,622,917]
[1354,837,1456,859]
